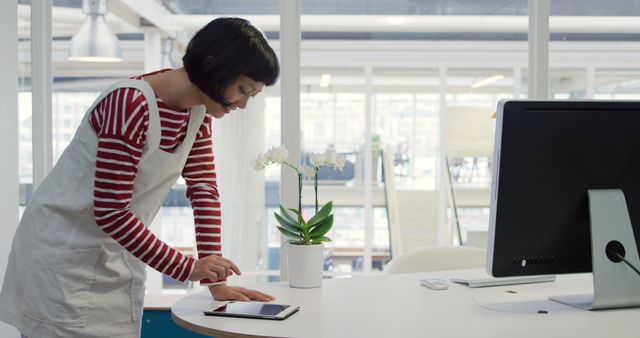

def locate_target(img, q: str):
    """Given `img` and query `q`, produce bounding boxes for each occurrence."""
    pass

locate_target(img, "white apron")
[0,79,206,338]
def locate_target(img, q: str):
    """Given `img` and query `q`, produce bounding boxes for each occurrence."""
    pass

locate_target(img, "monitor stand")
[549,189,640,310]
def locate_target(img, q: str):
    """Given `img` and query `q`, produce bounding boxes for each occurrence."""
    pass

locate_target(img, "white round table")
[171,269,640,338]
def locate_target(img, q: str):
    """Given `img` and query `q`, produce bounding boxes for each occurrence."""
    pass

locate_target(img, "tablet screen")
[213,303,291,316]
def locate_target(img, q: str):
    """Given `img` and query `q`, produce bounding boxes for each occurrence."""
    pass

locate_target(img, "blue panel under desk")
[141,310,211,338]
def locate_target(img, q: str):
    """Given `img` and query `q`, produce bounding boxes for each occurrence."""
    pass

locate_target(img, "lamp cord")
[609,250,640,277]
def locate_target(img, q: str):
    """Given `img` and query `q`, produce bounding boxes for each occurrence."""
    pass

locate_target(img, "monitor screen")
[487,100,640,277]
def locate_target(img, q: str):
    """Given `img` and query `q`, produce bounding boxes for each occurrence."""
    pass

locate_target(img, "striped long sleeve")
[182,115,224,285]
[90,87,195,282]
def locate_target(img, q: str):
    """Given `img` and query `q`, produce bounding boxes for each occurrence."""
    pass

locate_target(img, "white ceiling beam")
[108,0,142,30]
[115,0,180,33]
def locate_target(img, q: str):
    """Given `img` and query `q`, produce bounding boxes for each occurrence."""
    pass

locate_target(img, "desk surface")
[171,269,639,338]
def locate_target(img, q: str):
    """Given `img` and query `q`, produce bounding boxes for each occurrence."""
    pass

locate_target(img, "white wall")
[0,0,21,336]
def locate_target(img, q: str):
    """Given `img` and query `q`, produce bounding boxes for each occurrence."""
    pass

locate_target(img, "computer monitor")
[487,100,640,310]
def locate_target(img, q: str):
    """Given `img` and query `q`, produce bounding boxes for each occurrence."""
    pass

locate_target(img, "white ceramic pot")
[287,243,324,288]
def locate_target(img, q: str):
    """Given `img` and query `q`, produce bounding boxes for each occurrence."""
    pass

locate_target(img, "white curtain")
[212,96,267,271]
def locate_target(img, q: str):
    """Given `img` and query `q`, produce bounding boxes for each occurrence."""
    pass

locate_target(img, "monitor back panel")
[488,100,640,277]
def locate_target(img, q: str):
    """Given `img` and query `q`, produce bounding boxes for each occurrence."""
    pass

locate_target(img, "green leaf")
[309,214,333,238]
[306,201,333,228]
[287,208,306,224]
[279,204,297,224]
[274,212,303,233]
[286,208,311,240]
[311,236,332,244]
[277,226,302,240]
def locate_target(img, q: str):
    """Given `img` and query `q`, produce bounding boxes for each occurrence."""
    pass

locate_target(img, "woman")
[0,17,279,338]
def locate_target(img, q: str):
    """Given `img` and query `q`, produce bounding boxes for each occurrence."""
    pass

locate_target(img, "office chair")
[384,246,486,274]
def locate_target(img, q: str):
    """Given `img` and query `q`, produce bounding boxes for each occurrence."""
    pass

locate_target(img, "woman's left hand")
[209,284,275,302]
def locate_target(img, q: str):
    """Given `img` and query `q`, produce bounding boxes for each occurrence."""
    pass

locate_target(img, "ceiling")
[15,0,640,90]
[47,0,640,16]
[18,0,640,41]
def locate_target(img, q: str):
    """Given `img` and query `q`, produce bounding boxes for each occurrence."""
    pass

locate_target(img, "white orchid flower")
[309,152,325,167]
[323,148,337,166]
[261,149,273,165]
[252,145,291,171]
[269,145,289,164]
[252,153,266,170]
[301,164,316,178]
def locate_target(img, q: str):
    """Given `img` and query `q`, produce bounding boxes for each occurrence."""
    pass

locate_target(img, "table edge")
[171,308,286,338]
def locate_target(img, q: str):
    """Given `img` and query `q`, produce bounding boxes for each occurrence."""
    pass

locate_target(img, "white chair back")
[385,246,486,274]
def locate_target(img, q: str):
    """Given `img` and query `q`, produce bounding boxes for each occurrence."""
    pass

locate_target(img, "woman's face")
[203,75,265,118]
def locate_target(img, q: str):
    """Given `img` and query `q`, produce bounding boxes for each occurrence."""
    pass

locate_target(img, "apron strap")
[184,105,207,146]
[84,79,161,162]
[172,104,207,165]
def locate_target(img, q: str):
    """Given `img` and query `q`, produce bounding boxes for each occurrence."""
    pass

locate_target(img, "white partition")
[383,149,439,258]
[444,106,495,246]
[445,106,495,159]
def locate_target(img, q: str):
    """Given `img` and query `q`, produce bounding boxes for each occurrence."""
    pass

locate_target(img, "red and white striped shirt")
[90,70,222,284]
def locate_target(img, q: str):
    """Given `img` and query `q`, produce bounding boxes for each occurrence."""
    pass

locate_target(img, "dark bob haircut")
[182,17,279,107]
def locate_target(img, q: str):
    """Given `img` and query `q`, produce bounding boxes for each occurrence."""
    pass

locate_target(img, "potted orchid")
[253,145,345,288]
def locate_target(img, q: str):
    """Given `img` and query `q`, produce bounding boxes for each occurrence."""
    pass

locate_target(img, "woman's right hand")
[189,255,241,282]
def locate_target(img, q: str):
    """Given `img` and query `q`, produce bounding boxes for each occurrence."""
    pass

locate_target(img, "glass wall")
[373,68,441,190]
[550,68,589,99]
[17,0,640,291]
[594,69,640,100]
[51,92,98,161]
[299,67,371,273]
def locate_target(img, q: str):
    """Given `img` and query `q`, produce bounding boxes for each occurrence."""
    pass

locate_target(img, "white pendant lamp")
[68,0,122,62]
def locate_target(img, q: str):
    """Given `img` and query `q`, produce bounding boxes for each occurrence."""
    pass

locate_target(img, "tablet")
[204,302,300,320]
